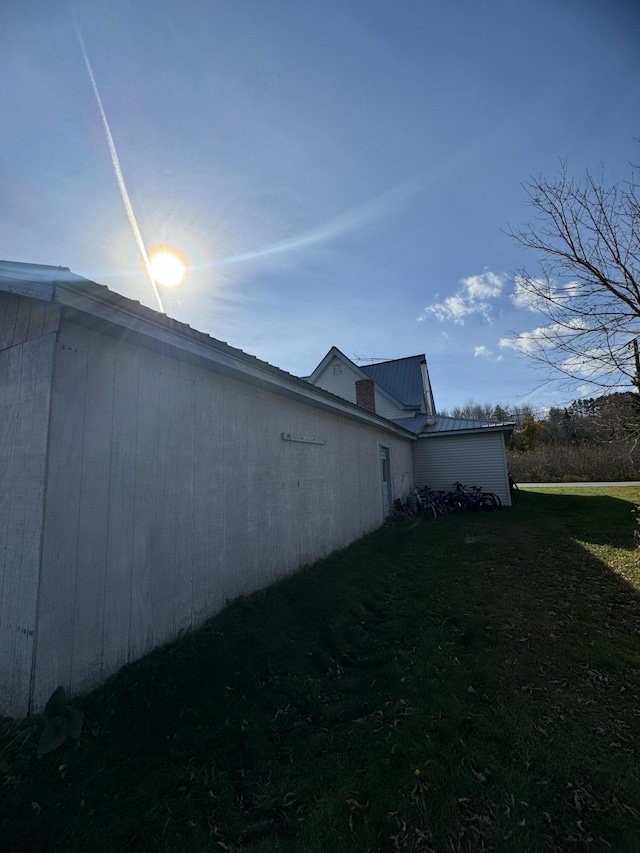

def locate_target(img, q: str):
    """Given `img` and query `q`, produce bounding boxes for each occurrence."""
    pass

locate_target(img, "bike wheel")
[447,492,467,512]
[406,494,419,515]
[404,503,417,522]
[423,500,438,521]
[434,493,448,515]
[479,494,500,511]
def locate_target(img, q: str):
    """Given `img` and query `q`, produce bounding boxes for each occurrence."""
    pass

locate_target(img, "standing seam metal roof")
[392,413,515,435]
[360,354,425,409]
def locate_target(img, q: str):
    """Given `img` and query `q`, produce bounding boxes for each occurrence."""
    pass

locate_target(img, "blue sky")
[2,0,639,413]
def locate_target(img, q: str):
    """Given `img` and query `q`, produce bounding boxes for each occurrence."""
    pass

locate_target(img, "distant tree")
[450,401,497,420]
[541,392,640,446]
[508,155,640,394]
[567,398,598,419]
[543,406,574,446]
[521,412,544,449]
[507,406,543,451]
[491,404,510,421]
[594,392,640,442]
[506,404,537,431]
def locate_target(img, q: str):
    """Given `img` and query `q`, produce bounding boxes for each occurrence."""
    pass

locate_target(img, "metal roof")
[392,413,515,436]
[360,355,425,409]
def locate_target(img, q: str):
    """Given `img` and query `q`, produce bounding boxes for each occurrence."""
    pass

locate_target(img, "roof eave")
[0,267,417,441]
[418,424,515,438]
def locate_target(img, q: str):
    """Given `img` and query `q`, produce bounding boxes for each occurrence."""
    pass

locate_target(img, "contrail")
[72,12,165,313]
[213,174,429,268]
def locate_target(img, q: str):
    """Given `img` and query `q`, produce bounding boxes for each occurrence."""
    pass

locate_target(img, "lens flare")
[149,250,186,287]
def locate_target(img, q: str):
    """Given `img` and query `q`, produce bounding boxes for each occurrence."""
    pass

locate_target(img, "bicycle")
[389,497,418,523]
[414,487,438,521]
[509,472,520,504]
[419,486,452,518]
[453,482,501,511]
[415,484,466,515]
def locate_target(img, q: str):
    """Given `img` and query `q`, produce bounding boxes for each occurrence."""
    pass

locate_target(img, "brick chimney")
[355,379,376,413]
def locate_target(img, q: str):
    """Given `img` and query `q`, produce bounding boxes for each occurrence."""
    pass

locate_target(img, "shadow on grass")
[1,489,640,852]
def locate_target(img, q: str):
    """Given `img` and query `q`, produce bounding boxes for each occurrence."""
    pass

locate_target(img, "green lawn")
[2,488,640,852]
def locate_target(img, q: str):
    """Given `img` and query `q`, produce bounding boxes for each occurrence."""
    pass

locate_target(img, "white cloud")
[576,383,601,397]
[428,294,477,323]
[499,326,549,354]
[511,275,582,314]
[474,345,492,359]
[419,271,506,325]
[511,276,548,313]
[559,348,616,378]
[499,317,589,354]
[474,344,503,362]
[464,272,504,300]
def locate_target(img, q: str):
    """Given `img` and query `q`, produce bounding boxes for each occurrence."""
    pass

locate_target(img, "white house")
[0,261,416,716]
[306,347,514,506]
[0,261,515,717]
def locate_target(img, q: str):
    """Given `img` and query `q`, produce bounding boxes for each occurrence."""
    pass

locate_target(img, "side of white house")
[0,294,60,717]
[306,348,514,507]
[412,430,511,506]
[0,271,415,716]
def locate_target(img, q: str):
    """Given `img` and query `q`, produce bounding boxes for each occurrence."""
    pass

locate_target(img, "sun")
[149,249,186,288]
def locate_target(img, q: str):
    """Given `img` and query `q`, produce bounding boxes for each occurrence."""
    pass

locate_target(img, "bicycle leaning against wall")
[453,482,502,511]
[509,472,520,504]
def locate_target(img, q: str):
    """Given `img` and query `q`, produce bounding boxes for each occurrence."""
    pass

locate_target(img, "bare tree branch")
[507,156,640,394]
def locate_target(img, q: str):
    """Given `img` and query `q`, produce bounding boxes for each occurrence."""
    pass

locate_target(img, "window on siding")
[333,363,342,375]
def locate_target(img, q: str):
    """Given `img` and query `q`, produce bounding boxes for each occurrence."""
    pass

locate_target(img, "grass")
[2,487,640,852]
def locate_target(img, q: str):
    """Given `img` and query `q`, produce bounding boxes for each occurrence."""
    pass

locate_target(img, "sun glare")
[150,250,186,288]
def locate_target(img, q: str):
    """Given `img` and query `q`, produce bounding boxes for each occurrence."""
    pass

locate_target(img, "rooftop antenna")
[352,354,390,364]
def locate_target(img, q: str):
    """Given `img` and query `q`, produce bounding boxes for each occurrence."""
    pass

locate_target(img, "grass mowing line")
[1,488,640,851]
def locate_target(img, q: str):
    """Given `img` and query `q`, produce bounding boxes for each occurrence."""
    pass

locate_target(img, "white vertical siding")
[101,337,139,681]
[27,320,414,712]
[35,323,92,705]
[71,332,116,694]
[0,332,57,716]
[412,431,511,506]
[312,357,360,403]
[372,392,405,420]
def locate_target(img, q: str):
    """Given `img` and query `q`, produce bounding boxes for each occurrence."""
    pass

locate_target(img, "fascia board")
[418,425,514,438]
[0,276,55,302]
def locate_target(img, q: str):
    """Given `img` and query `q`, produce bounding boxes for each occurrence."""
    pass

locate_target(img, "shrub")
[507,442,640,482]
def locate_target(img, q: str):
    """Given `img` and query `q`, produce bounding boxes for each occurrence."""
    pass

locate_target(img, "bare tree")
[449,400,497,420]
[507,157,640,394]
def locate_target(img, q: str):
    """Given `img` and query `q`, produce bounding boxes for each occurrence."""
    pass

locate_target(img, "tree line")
[439,393,640,481]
